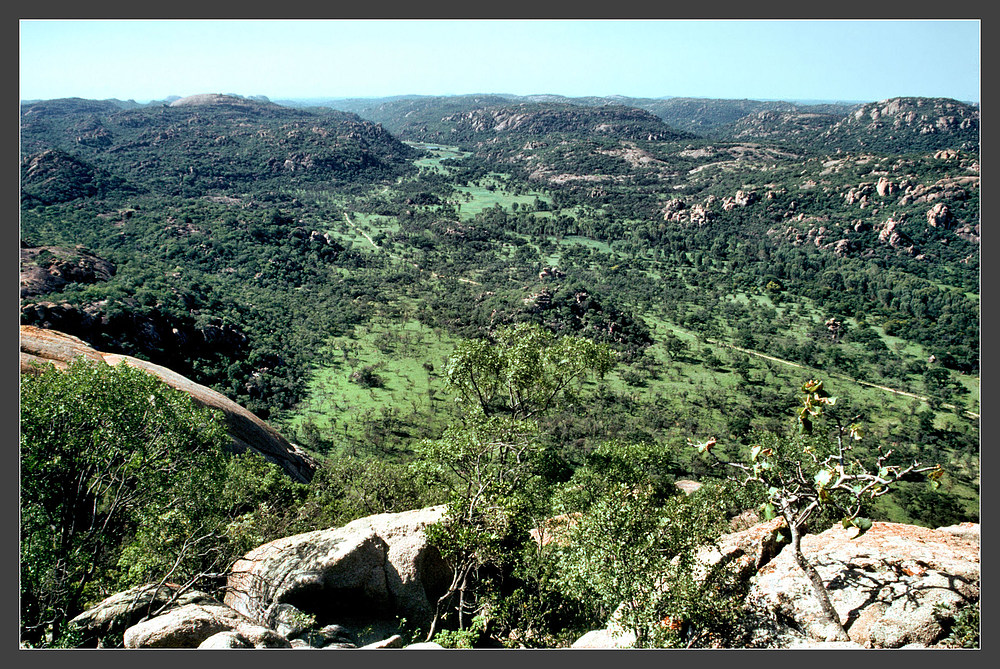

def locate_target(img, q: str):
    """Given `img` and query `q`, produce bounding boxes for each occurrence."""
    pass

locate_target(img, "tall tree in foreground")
[691,379,942,641]
[417,323,617,641]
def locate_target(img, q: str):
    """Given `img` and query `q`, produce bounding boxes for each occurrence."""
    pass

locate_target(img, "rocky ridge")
[70,504,978,649]
[19,325,316,483]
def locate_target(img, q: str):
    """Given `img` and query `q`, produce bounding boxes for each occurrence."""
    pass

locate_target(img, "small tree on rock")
[691,379,942,642]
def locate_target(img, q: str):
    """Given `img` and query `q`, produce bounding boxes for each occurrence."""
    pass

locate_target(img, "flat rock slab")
[747,521,979,647]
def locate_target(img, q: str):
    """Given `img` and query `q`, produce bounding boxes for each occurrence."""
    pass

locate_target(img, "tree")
[416,324,617,641]
[415,414,542,640]
[445,322,616,421]
[557,480,752,648]
[691,379,942,642]
[20,359,229,646]
[661,332,688,360]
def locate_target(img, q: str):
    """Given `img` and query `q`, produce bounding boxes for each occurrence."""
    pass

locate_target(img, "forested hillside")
[20,92,979,647]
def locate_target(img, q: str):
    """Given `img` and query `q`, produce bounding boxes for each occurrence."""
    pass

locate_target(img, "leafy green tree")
[557,481,749,648]
[446,322,616,420]
[20,359,229,646]
[692,379,942,642]
[415,414,542,640]
[416,324,617,641]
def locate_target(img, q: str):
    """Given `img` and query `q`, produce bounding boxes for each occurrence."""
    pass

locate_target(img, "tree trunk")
[790,524,849,642]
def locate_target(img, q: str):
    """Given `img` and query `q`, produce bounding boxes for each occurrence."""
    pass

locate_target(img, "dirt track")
[708,339,979,420]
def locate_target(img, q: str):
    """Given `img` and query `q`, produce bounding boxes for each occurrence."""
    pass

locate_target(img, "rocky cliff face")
[19,325,316,483]
[20,241,116,299]
[817,97,980,153]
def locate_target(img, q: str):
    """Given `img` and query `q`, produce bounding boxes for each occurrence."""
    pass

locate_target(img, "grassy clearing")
[453,179,551,220]
[406,141,469,170]
[280,318,460,452]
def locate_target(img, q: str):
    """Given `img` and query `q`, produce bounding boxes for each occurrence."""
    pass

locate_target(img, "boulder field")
[71,506,977,649]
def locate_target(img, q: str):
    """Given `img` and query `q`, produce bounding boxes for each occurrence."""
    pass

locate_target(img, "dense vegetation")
[20,92,978,647]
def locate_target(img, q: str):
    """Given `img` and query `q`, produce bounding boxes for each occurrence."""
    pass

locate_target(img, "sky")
[19,19,981,104]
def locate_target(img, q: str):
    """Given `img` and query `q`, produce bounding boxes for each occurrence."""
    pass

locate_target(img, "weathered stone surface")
[20,243,116,299]
[926,202,956,229]
[746,522,979,648]
[225,506,450,633]
[694,517,789,582]
[68,583,218,645]
[361,634,405,649]
[403,641,446,649]
[19,325,316,483]
[937,522,980,544]
[236,625,294,648]
[570,628,637,649]
[123,602,290,648]
[198,631,254,649]
[266,602,316,639]
[20,325,104,371]
[674,479,702,495]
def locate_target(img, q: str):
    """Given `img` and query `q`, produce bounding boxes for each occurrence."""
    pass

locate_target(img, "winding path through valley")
[707,339,979,420]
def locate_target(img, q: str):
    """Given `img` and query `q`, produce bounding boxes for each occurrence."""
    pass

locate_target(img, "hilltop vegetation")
[20,92,979,645]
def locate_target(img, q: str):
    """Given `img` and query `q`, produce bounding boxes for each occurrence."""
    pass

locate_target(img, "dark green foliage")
[20,359,229,646]
[557,481,750,648]
[938,600,980,648]
[350,364,384,388]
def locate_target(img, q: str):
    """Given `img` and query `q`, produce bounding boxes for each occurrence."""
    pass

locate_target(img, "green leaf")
[761,502,775,521]
[750,444,762,461]
[814,469,833,488]
[852,517,873,538]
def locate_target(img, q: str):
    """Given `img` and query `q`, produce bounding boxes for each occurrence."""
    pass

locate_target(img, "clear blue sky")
[19,19,981,103]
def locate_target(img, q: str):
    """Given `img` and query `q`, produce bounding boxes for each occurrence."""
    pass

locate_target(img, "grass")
[279,318,460,454]
[453,177,553,220]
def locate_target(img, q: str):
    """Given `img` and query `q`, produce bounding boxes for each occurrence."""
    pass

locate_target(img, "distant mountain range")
[20,94,418,202]
[274,93,979,153]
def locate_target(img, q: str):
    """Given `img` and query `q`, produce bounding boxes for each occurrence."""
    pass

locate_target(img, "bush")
[939,600,980,648]
[350,364,384,388]
[557,482,749,647]
[20,359,229,646]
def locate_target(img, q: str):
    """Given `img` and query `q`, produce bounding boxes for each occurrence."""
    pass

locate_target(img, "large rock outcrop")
[225,506,451,636]
[20,241,116,299]
[68,583,219,646]
[19,325,316,483]
[123,602,290,648]
[746,521,979,648]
